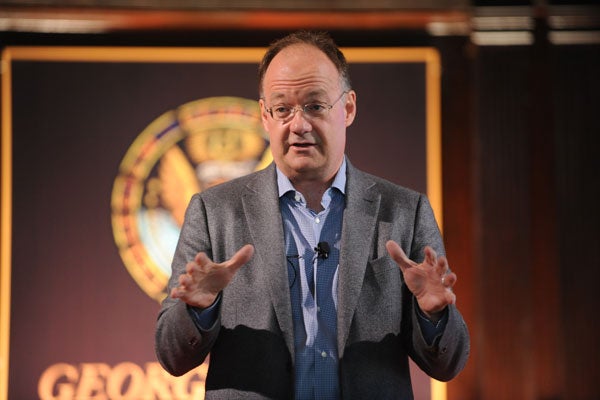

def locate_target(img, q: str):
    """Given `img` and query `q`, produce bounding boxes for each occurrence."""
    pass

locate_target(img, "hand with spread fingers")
[171,244,255,309]
[386,240,457,321]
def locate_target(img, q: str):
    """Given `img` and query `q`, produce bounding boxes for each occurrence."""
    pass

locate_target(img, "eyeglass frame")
[262,90,349,122]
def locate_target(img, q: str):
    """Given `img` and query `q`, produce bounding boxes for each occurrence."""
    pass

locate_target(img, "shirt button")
[315,216,320,223]
[321,351,327,358]
[294,194,301,202]
[317,306,321,312]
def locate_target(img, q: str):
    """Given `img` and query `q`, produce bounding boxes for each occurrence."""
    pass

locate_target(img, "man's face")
[259,44,357,184]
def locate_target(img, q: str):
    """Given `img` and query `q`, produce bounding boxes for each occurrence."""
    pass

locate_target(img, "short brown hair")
[258,30,352,97]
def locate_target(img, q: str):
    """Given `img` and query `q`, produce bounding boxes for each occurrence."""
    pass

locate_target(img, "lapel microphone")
[315,241,330,259]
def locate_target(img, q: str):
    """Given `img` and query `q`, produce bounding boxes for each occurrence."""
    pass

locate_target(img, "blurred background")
[1,1,599,399]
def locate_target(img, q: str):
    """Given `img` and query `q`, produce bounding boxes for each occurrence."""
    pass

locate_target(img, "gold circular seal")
[111,97,271,302]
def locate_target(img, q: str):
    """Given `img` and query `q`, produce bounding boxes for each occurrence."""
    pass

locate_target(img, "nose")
[289,107,312,135]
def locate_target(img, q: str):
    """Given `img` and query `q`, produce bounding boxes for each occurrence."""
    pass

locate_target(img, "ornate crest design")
[111,97,271,301]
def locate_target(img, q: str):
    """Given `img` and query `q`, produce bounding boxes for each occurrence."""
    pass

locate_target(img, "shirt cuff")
[187,294,222,331]
[416,304,449,346]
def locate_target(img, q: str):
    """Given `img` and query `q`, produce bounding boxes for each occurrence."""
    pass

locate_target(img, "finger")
[171,285,195,304]
[435,255,450,276]
[193,252,212,269]
[170,286,183,299]
[385,240,416,273]
[424,246,438,267]
[442,271,457,288]
[185,258,200,275]
[447,290,457,305]
[178,273,190,287]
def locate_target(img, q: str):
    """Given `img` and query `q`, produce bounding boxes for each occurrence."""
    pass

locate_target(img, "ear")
[344,90,357,127]
[259,98,270,132]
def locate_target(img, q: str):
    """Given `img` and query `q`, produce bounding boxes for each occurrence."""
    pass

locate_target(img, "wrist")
[417,304,447,324]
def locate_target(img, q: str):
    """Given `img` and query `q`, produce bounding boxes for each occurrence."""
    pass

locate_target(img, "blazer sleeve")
[155,193,221,376]
[404,194,470,382]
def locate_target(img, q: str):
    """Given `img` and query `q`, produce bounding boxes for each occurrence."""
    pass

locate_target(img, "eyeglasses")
[264,91,348,122]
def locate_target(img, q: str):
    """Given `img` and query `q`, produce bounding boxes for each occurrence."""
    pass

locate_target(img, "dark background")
[7,58,429,399]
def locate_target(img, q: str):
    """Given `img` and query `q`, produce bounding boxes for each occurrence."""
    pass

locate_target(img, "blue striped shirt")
[277,159,346,400]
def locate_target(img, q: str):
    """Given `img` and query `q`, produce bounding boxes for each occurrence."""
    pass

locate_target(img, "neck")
[279,158,344,211]
[292,180,330,212]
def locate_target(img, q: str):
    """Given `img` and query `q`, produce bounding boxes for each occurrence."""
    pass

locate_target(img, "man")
[155,31,469,399]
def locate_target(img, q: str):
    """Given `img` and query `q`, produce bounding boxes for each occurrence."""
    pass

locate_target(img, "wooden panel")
[474,45,535,400]
[552,44,600,400]
[529,23,564,399]
[435,35,478,400]
[0,7,469,33]
[0,0,470,10]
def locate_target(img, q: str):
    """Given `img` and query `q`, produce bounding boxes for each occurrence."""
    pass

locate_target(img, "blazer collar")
[337,161,380,357]
[241,163,295,360]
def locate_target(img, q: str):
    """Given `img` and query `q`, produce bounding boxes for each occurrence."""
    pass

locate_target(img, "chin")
[290,159,321,172]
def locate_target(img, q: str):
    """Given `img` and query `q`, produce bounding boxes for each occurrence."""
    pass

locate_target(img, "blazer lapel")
[239,162,381,360]
[242,164,295,361]
[337,163,380,357]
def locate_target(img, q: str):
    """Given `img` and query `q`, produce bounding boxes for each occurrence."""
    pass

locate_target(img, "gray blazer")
[155,161,469,399]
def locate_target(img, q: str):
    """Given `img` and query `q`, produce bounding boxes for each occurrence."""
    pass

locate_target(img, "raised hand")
[171,244,255,309]
[385,240,456,321]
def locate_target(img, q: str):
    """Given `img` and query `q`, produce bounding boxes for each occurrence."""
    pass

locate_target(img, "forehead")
[263,44,341,99]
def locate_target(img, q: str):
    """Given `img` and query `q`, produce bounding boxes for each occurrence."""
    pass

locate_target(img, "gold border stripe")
[425,49,443,233]
[0,48,14,400]
[3,46,265,63]
[344,47,438,63]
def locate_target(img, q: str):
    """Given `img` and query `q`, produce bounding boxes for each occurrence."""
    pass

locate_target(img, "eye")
[272,105,292,117]
[274,105,290,113]
[304,103,328,114]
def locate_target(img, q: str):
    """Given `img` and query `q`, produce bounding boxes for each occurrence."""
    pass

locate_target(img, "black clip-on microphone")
[315,241,330,259]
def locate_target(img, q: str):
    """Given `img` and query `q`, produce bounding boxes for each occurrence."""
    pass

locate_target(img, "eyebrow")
[268,89,330,103]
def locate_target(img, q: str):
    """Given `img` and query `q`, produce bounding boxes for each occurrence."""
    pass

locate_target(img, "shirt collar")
[276,157,347,198]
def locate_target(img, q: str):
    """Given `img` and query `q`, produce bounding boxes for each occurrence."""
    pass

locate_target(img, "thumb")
[385,240,415,273]
[226,244,255,271]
